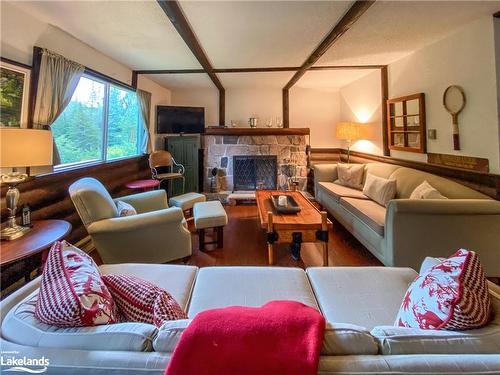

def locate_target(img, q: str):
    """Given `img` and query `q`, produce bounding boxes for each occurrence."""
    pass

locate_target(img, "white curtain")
[136,89,152,154]
[33,49,84,165]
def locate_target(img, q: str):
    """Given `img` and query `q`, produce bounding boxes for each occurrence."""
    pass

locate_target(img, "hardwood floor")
[182,204,382,269]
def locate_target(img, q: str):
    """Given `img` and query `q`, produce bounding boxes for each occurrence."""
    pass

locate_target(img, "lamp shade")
[0,128,53,167]
[335,122,370,141]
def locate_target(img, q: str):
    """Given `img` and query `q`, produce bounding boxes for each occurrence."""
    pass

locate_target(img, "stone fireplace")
[203,130,308,194]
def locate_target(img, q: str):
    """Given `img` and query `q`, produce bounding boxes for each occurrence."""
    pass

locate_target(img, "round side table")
[1,219,71,291]
[126,179,160,192]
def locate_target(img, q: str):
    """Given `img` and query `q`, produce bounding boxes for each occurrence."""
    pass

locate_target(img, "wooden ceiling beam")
[283,1,375,91]
[135,65,384,75]
[157,0,223,91]
[157,0,225,124]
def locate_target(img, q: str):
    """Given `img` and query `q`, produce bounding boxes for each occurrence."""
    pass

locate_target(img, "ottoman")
[169,192,206,218]
[193,201,228,251]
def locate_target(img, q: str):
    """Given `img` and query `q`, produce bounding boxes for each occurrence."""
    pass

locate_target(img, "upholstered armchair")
[69,177,192,264]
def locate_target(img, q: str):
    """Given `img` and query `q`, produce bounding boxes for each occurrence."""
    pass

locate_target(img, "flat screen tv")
[156,105,205,134]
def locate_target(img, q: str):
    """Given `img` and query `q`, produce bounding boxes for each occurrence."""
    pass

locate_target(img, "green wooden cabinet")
[165,135,200,197]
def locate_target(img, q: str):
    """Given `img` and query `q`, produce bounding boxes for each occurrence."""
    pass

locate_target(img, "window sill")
[35,154,147,178]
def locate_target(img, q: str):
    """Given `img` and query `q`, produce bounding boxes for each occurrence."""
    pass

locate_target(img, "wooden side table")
[1,220,71,291]
[126,179,160,192]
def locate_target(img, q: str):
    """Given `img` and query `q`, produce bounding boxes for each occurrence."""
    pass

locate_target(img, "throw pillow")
[362,173,397,207]
[395,249,491,330]
[336,163,365,190]
[35,241,119,327]
[116,200,137,217]
[410,181,447,199]
[102,274,187,327]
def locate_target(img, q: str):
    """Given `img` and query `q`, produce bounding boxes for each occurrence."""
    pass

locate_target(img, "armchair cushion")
[69,177,118,226]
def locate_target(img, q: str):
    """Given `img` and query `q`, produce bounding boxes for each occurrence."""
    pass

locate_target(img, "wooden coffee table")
[255,190,332,266]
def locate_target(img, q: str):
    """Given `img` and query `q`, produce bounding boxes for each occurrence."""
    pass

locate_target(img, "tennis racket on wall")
[443,85,466,150]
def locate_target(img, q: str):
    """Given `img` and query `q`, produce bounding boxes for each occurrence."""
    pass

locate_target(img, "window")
[52,74,141,168]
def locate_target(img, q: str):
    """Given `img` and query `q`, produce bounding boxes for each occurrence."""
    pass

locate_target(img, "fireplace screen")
[233,155,277,191]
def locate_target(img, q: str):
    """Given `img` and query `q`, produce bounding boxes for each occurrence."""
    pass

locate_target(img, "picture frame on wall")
[0,58,31,128]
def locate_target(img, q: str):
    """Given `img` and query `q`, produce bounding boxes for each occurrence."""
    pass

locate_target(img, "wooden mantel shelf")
[203,127,310,136]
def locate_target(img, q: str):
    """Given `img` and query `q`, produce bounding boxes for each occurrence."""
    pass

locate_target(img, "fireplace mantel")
[204,127,310,136]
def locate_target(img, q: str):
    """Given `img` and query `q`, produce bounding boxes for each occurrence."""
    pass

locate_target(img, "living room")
[1,1,500,374]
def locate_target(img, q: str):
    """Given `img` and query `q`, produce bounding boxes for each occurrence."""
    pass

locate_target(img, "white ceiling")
[316,1,500,66]
[178,1,352,68]
[220,71,294,89]
[295,69,377,90]
[12,0,202,70]
[8,1,500,90]
[147,73,214,89]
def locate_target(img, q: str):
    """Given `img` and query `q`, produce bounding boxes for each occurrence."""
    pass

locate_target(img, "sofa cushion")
[307,267,418,330]
[187,267,318,317]
[395,249,491,330]
[318,182,369,203]
[410,180,447,199]
[340,197,386,236]
[99,264,198,311]
[2,291,157,352]
[102,274,187,327]
[389,167,490,199]
[363,173,397,207]
[153,319,378,356]
[35,241,118,327]
[336,163,365,190]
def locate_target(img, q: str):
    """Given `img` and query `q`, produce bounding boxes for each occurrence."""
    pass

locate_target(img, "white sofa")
[314,162,500,276]
[1,262,500,374]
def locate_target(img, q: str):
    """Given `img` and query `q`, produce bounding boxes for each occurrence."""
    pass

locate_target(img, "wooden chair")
[149,150,185,194]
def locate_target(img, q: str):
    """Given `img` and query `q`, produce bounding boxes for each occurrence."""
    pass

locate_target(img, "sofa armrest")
[314,164,338,197]
[385,199,500,276]
[113,190,168,213]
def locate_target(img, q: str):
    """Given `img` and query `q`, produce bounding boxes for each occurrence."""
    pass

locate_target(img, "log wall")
[0,156,151,243]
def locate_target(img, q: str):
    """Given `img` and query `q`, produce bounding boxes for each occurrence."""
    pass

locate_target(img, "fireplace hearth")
[233,155,277,191]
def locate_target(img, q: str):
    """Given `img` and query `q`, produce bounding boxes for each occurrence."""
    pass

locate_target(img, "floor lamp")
[335,122,365,163]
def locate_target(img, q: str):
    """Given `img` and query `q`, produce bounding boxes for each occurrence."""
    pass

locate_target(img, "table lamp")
[335,122,368,163]
[0,128,53,240]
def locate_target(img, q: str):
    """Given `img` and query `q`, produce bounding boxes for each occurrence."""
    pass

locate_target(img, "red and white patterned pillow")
[35,241,119,327]
[102,274,187,327]
[395,249,491,330]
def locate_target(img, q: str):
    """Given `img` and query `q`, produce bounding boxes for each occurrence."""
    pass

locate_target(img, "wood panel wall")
[0,156,151,244]
[309,148,500,199]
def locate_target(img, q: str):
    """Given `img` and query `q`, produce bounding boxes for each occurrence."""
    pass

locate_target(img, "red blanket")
[165,300,325,375]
